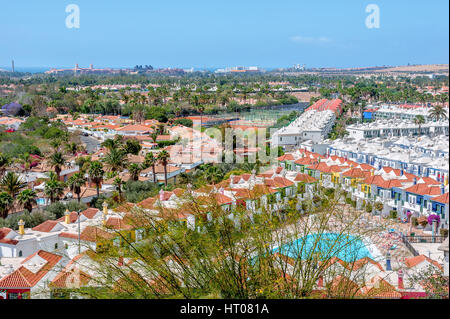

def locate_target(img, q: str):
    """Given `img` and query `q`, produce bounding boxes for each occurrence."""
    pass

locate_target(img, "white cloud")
[290,35,332,44]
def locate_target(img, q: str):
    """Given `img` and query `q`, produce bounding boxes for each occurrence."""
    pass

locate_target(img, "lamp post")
[77,209,82,254]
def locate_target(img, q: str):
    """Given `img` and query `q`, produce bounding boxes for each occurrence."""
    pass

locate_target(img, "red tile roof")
[431,192,449,204]
[278,154,295,161]
[404,255,443,270]
[0,227,18,245]
[294,157,316,165]
[31,220,60,233]
[59,226,115,242]
[294,173,317,183]
[342,168,369,179]
[404,184,442,196]
[0,251,62,288]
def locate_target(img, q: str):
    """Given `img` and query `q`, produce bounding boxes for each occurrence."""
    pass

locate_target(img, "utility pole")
[77,209,82,254]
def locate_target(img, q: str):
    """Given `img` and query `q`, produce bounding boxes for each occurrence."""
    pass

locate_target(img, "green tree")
[113,177,125,201]
[68,172,87,203]
[1,172,27,197]
[143,152,157,184]
[0,154,10,178]
[157,150,170,186]
[128,163,142,181]
[44,180,65,205]
[414,115,425,135]
[17,189,37,213]
[0,192,14,219]
[88,161,104,198]
[428,104,448,122]
[49,152,65,180]
[104,149,128,172]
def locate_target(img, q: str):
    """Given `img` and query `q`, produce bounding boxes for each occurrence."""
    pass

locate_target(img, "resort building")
[271,99,342,146]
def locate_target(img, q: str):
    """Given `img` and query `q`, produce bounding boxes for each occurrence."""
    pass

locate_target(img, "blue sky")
[0,0,448,69]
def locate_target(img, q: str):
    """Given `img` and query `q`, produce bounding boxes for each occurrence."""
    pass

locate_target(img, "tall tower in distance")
[11,60,15,73]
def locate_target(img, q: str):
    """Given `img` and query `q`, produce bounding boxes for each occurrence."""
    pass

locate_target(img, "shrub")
[312,195,321,204]
[365,203,373,213]
[0,211,56,230]
[389,210,397,219]
[173,119,193,127]
[324,188,335,198]
[440,228,448,237]
[45,201,87,219]
[411,217,419,227]
[374,202,383,211]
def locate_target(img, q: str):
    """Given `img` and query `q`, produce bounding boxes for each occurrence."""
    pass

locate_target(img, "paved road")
[80,135,101,154]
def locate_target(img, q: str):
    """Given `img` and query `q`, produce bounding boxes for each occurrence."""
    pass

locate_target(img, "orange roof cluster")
[432,192,449,204]
[404,255,443,270]
[59,226,114,242]
[0,228,18,245]
[294,173,317,183]
[404,184,442,196]
[306,98,343,114]
[0,251,62,288]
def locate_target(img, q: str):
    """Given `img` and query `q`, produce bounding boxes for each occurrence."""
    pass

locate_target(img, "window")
[18,251,22,257]
[54,243,58,250]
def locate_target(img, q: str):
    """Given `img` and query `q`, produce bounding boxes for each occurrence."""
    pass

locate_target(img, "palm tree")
[104,148,128,172]
[1,172,26,197]
[44,180,65,205]
[65,142,80,155]
[88,161,104,198]
[101,136,124,151]
[68,172,87,203]
[0,154,10,178]
[150,131,158,144]
[49,152,65,180]
[144,152,157,184]
[204,166,224,184]
[128,163,142,181]
[50,139,62,152]
[414,115,425,136]
[113,177,124,200]
[428,104,448,122]
[157,150,170,186]
[157,123,165,135]
[0,192,13,219]
[17,153,33,174]
[17,189,37,213]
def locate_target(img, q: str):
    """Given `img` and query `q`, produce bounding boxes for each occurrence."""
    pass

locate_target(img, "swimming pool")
[272,233,373,263]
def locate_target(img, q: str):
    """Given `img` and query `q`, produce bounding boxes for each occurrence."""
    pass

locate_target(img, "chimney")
[90,64,93,69]
[64,209,71,224]
[398,269,404,289]
[317,276,324,288]
[386,251,392,271]
[18,219,25,236]
[118,255,124,267]
[102,202,108,225]
[159,189,165,201]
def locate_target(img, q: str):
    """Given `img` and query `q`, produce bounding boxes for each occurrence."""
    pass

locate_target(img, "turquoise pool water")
[272,233,373,263]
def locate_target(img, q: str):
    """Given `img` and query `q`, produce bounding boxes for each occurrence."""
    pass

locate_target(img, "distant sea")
[0,67,50,73]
